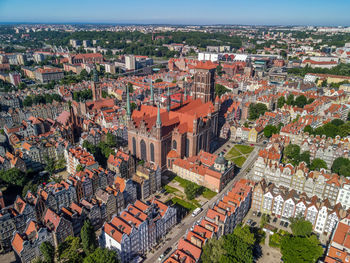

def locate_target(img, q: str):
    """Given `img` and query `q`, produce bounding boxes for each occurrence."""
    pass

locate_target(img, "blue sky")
[0,0,349,26]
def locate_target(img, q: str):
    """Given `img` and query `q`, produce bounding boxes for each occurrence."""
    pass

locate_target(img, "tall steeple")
[93,68,99,83]
[150,80,154,105]
[167,86,171,112]
[126,85,131,120]
[156,104,162,128]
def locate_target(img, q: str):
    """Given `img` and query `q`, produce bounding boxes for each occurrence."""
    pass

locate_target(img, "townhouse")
[99,198,176,263]
[64,145,99,174]
[11,220,53,263]
[252,179,346,236]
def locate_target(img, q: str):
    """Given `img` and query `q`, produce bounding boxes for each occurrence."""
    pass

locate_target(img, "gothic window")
[132,137,136,155]
[173,140,177,150]
[185,138,190,157]
[150,143,155,162]
[198,135,203,152]
[140,140,147,160]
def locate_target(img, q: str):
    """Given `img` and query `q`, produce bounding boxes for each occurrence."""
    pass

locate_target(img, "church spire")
[150,80,154,104]
[156,104,162,127]
[167,86,171,112]
[93,68,99,83]
[126,85,131,120]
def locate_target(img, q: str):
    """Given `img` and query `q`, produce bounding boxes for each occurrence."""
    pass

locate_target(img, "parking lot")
[244,210,291,233]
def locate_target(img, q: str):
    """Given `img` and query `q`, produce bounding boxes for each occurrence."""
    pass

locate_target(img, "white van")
[192,207,202,217]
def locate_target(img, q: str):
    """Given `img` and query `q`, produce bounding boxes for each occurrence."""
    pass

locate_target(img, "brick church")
[127,61,220,170]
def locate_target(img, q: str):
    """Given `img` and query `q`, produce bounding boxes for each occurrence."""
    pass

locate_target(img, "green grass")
[226,147,241,158]
[233,156,247,168]
[202,188,217,199]
[171,197,198,211]
[234,144,254,154]
[164,185,179,194]
[173,176,191,188]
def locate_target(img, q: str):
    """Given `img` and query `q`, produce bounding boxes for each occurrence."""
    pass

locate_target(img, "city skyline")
[1,0,350,26]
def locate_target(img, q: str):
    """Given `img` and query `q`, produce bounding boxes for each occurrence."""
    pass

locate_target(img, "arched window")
[132,137,136,155]
[198,135,203,152]
[140,139,147,160]
[150,143,155,162]
[173,140,177,150]
[185,138,190,157]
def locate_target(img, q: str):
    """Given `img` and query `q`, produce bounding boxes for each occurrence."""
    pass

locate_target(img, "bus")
[192,207,202,217]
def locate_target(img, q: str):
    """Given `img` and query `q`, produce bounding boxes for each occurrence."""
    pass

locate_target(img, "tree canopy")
[310,158,327,171]
[39,241,55,263]
[290,217,313,237]
[304,120,350,138]
[281,235,323,263]
[81,220,97,255]
[263,125,278,138]
[215,84,230,97]
[248,103,268,120]
[83,248,119,263]
[332,157,350,177]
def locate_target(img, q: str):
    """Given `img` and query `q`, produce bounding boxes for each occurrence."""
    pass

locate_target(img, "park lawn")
[173,176,191,188]
[226,147,241,158]
[164,185,179,194]
[171,197,198,211]
[235,144,254,155]
[233,156,247,168]
[202,188,217,199]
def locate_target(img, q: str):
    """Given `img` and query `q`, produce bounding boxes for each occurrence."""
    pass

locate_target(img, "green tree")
[248,103,268,120]
[260,213,270,228]
[299,151,311,167]
[331,119,345,126]
[283,144,300,165]
[286,94,294,106]
[45,156,56,176]
[233,225,255,246]
[310,158,327,171]
[200,238,225,263]
[0,168,26,187]
[58,236,83,263]
[264,125,278,138]
[294,95,308,108]
[304,125,314,134]
[83,248,119,263]
[184,182,200,200]
[81,220,97,255]
[290,217,313,237]
[277,96,286,108]
[332,157,350,177]
[40,241,55,263]
[155,78,163,83]
[76,164,84,172]
[220,233,253,263]
[281,235,323,263]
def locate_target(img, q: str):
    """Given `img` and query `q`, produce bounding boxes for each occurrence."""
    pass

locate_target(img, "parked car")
[257,212,262,217]
[164,247,172,255]
[251,221,257,227]
[284,222,289,228]
[280,221,284,226]
[273,217,277,223]
[247,219,253,225]
[252,211,257,217]
[158,254,164,261]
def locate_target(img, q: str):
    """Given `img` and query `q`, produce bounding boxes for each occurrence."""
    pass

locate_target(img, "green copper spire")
[126,85,131,117]
[93,68,99,83]
[156,104,162,127]
[167,86,171,112]
[297,81,301,89]
[150,80,154,104]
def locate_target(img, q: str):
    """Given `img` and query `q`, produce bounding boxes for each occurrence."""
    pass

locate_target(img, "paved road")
[144,146,260,263]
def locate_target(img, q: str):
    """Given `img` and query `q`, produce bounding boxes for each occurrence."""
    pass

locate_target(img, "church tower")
[193,61,216,103]
[91,68,102,102]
